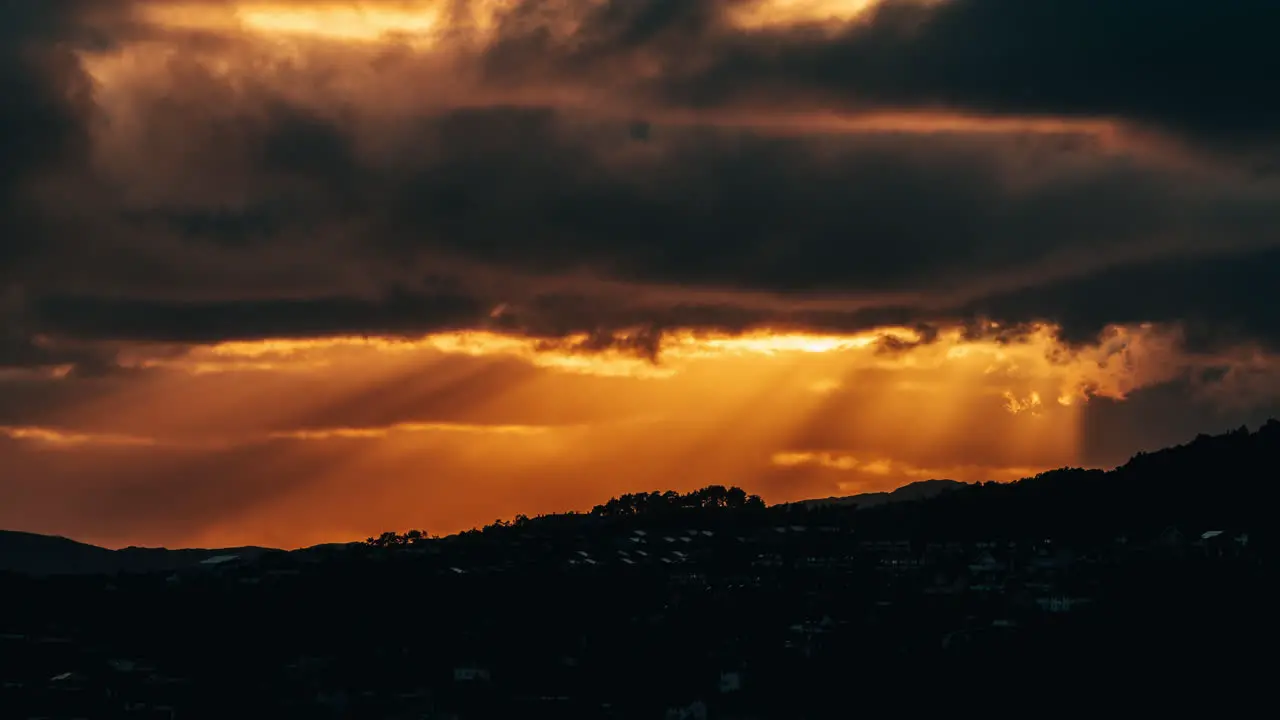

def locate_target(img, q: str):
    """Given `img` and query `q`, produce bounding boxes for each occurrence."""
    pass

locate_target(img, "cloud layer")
[3,1,1280,546]
[0,0,1274,358]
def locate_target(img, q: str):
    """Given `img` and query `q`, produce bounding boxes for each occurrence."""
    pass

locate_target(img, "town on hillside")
[2,423,1277,718]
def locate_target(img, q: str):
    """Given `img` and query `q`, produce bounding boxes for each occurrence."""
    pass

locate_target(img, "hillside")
[788,479,968,510]
[1,423,1275,718]
[825,420,1280,542]
[0,530,279,576]
[5,420,1278,574]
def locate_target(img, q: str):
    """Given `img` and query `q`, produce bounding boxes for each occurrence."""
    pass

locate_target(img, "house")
[718,671,744,693]
[1029,546,1075,575]
[1194,530,1246,558]
[968,551,1004,575]
[49,671,87,685]
[673,571,705,586]
[1155,526,1186,549]
[107,658,151,674]
[924,571,967,595]
[452,666,491,682]
[1035,595,1090,613]
[199,554,240,568]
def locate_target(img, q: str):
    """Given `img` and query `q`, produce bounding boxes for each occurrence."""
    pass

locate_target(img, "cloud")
[4,1,1280,547]
[19,100,1280,351]
[0,0,1271,365]
[270,420,557,441]
[1,315,1277,548]
[0,424,156,448]
[0,0,104,260]
[960,246,1280,350]
[478,0,1280,152]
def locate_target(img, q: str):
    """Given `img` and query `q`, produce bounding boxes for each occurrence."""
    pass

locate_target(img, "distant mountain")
[823,420,1280,541]
[788,479,969,510]
[9,420,1279,574]
[0,530,280,576]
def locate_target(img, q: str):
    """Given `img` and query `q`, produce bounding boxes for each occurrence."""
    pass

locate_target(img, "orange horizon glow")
[2,320,1220,550]
[4,1,1263,552]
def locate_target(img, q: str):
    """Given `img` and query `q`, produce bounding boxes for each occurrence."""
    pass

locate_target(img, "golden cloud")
[0,425,158,448]
[8,316,1279,547]
[270,421,556,441]
[111,321,1258,411]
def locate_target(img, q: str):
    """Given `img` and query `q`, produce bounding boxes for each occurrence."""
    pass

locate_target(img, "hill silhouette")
[787,478,968,510]
[821,419,1280,543]
[4,420,1278,574]
[0,530,279,576]
[1,422,1275,717]
[370,420,1279,548]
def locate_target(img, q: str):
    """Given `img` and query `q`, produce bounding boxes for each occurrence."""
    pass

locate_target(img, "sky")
[3,0,1280,549]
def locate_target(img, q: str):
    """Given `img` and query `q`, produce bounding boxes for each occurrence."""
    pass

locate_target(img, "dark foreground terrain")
[3,423,1277,718]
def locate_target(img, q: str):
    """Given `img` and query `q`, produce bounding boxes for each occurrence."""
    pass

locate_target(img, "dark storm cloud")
[962,246,1280,350]
[392,116,1243,295]
[0,0,100,272]
[270,108,1280,349]
[482,0,1280,151]
[2,0,1280,361]
[21,98,1280,353]
[34,290,490,343]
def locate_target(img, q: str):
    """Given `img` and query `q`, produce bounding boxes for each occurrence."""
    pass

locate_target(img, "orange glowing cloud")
[4,318,1275,549]
[270,421,557,441]
[725,0,918,30]
[0,425,158,448]
[84,0,1134,153]
[770,450,1037,486]
[138,2,446,45]
[140,0,889,46]
[118,322,1201,413]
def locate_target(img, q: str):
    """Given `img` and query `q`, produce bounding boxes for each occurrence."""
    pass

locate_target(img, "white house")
[453,666,491,682]
[1035,595,1090,613]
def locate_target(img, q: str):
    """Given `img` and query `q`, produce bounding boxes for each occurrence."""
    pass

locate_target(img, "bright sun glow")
[140,2,446,46]
[10,320,1193,548]
[139,1,913,47]
[238,4,443,43]
[727,0,886,30]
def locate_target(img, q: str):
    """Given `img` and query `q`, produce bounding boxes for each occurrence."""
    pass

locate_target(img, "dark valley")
[3,423,1277,718]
